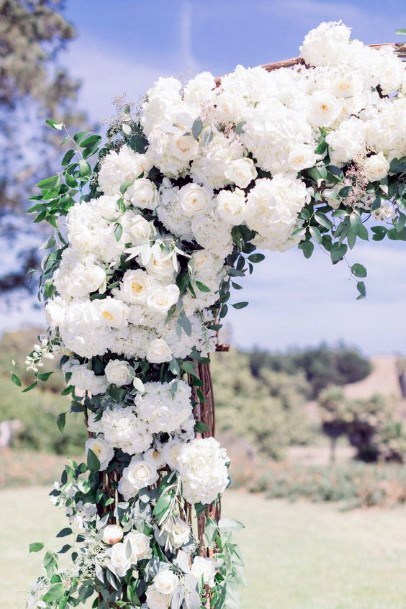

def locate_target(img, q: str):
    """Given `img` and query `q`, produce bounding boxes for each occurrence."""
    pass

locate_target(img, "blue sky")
[3,0,406,354]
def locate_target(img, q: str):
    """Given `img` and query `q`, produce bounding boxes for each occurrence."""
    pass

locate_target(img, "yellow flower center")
[102,311,114,321]
[131,281,144,294]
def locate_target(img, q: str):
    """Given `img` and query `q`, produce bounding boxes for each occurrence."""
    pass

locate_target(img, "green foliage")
[250,461,406,508]
[211,350,312,459]
[248,344,371,399]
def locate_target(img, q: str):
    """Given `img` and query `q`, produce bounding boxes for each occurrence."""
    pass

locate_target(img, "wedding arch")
[19,22,406,609]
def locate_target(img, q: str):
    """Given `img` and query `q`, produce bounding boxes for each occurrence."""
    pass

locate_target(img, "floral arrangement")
[18,21,406,609]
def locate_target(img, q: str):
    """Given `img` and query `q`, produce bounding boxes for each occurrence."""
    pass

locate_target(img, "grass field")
[1,487,406,609]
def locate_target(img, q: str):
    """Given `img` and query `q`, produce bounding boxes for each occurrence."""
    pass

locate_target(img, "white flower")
[135,381,192,434]
[146,285,180,315]
[122,456,159,489]
[362,153,390,183]
[153,570,179,596]
[191,556,216,588]
[177,438,229,505]
[127,178,158,210]
[146,246,177,280]
[224,158,257,189]
[45,297,65,329]
[120,269,156,304]
[102,524,124,545]
[145,585,171,609]
[109,542,131,577]
[287,144,318,172]
[178,183,211,217]
[144,447,166,469]
[308,91,341,127]
[65,362,107,396]
[169,134,199,161]
[100,406,153,455]
[98,297,129,329]
[300,21,351,67]
[54,250,106,299]
[216,189,246,225]
[166,518,190,549]
[127,214,155,245]
[326,117,366,165]
[85,436,114,471]
[118,477,138,501]
[161,438,184,470]
[147,338,172,363]
[105,360,134,386]
[99,145,151,195]
[373,200,396,221]
[127,530,152,562]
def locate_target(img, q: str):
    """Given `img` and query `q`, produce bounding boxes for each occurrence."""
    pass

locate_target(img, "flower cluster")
[24,21,405,609]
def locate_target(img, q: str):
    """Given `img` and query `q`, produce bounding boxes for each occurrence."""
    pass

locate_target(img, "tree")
[318,386,348,464]
[0,0,88,293]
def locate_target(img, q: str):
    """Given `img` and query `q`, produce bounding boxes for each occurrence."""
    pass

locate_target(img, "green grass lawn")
[1,486,406,609]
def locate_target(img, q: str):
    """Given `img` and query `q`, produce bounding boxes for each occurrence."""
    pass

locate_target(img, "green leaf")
[309,226,322,243]
[87,448,100,472]
[42,583,65,603]
[182,361,197,377]
[22,381,38,393]
[78,159,92,179]
[192,117,203,139]
[356,281,366,300]
[232,301,248,309]
[330,242,347,263]
[11,373,21,387]
[29,542,44,553]
[56,527,72,538]
[61,150,76,166]
[195,280,210,293]
[314,212,333,230]
[351,263,367,278]
[37,371,54,382]
[248,253,265,263]
[80,134,102,147]
[395,28,406,35]
[56,412,66,433]
[299,240,314,259]
[114,223,123,241]
[195,421,208,433]
[37,175,60,190]
[46,119,64,130]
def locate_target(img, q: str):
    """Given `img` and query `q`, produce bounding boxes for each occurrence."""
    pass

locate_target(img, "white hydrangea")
[135,381,192,434]
[177,438,229,505]
[53,249,106,300]
[99,145,152,195]
[100,406,153,454]
[64,362,107,396]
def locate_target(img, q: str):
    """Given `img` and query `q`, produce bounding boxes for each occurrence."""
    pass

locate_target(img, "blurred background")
[1,1,406,608]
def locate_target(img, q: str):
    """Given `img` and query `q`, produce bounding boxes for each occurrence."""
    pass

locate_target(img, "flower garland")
[21,21,406,609]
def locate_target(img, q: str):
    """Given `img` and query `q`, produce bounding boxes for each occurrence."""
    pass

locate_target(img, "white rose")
[179,183,210,217]
[98,297,129,328]
[102,524,124,545]
[123,456,159,489]
[191,556,216,588]
[146,247,177,279]
[224,158,257,189]
[363,153,390,183]
[169,134,199,161]
[85,436,114,471]
[161,438,183,469]
[288,144,317,172]
[144,447,166,468]
[127,178,158,210]
[146,285,180,315]
[109,542,131,577]
[214,91,246,123]
[217,189,246,225]
[121,269,155,304]
[167,517,190,549]
[128,215,154,244]
[308,91,341,127]
[146,586,171,609]
[127,531,152,562]
[105,360,134,387]
[147,338,172,363]
[153,570,179,596]
[118,477,138,501]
